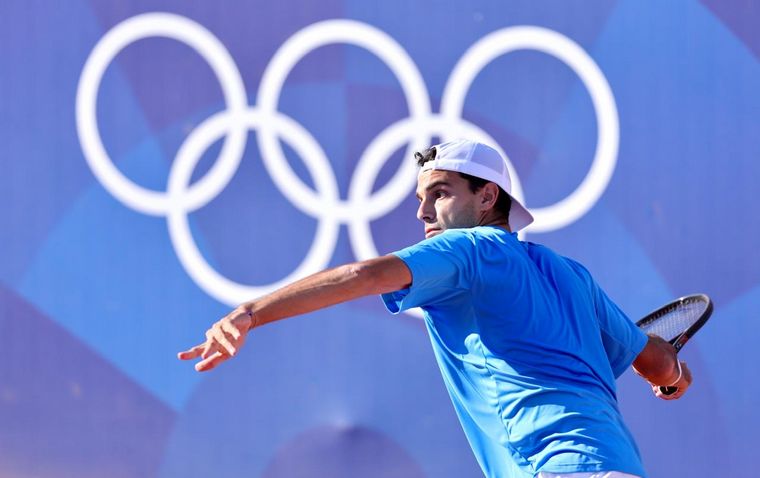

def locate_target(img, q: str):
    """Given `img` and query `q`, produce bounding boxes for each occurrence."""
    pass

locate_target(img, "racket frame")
[635,293,713,352]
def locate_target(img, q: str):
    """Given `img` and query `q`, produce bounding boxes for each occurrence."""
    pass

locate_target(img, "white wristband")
[666,359,683,387]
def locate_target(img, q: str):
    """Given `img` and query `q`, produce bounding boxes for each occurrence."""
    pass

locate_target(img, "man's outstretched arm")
[178,255,412,372]
[632,334,692,401]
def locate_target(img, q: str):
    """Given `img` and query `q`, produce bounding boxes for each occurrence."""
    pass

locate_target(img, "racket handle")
[660,385,678,395]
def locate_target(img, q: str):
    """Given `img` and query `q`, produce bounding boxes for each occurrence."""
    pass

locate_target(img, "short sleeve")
[381,229,475,314]
[593,287,648,377]
[565,258,648,377]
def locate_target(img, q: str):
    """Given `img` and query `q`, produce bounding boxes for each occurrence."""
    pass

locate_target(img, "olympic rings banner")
[2,1,758,477]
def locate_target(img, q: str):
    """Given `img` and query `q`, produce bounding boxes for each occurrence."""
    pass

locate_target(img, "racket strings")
[640,300,708,342]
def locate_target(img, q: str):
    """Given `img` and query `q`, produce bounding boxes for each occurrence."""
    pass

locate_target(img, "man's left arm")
[178,255,412,372]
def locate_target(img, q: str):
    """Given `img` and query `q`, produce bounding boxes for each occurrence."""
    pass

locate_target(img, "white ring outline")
[166,109,340,305]
[76,12,248,216]
[256,19,432,222]
[441,26,619,233]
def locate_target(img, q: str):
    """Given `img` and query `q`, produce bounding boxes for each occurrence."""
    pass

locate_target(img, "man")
[179,139,690,478]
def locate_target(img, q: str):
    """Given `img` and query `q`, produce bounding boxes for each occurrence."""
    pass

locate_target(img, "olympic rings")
[76,13,620,306]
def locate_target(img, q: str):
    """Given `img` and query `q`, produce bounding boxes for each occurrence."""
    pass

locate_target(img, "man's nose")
[417,199,434,222]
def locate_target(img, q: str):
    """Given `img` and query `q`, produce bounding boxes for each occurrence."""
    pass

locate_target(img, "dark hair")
[414,147,512,218]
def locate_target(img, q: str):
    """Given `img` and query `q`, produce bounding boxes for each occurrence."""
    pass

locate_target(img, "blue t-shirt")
[381,226,648,477]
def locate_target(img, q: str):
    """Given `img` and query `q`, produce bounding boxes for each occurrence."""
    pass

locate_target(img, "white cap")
[419,139,534,232]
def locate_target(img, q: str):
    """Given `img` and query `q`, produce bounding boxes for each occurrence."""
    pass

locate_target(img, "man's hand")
[633,335,693,401]
[177,306,254,372]
[651,360,692,401]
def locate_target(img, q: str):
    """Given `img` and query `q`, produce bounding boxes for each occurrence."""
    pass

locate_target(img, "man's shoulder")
[519,241,598,283]
[521,240,581,266]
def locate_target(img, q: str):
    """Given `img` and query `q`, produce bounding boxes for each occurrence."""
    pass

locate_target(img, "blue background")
[1,1,758,476]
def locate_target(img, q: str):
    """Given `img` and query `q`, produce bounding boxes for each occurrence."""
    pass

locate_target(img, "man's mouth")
[425,228,441,238]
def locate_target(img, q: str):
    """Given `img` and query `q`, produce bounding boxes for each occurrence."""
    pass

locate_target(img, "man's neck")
[476,213,511,232]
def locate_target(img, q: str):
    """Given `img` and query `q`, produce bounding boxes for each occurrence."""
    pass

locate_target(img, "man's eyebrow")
[416,180,452,199]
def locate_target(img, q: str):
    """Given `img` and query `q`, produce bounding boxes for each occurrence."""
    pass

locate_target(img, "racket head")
[635,293,713,352]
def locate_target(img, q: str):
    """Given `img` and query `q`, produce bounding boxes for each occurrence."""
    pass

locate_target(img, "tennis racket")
[636,293,713,395]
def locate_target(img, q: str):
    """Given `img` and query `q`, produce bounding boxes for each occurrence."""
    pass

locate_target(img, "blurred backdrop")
[2,1,758,477]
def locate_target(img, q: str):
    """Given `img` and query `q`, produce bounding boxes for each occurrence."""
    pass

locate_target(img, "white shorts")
[537,472,642,478]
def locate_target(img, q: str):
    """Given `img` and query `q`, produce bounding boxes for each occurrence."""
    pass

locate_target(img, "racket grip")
[660,385,678,395]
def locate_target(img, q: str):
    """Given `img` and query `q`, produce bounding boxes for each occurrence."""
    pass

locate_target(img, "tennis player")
[179,139,690,478]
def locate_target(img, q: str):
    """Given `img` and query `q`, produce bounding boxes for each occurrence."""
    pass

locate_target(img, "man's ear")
[479,182,500,211]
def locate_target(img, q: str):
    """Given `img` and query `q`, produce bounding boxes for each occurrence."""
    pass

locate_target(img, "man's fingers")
[652,383,684,400]
[201,331,216,359]
[221,320,242,341]
[654,385,676,400]
[195,351,227,372]
[177,344,205,360]
[182,313,252,372]
[212,323,237,356]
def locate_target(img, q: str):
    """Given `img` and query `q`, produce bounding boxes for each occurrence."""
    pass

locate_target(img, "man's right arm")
[632,334,692,400]
[178,255,413,372]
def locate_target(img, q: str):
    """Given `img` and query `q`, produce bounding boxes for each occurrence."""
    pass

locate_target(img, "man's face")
[415,169,480,239]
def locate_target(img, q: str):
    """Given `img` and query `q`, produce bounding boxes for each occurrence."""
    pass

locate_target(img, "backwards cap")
[419,139,534,231]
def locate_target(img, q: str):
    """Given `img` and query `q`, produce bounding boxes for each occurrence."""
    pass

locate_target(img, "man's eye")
[435,191,447,199]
